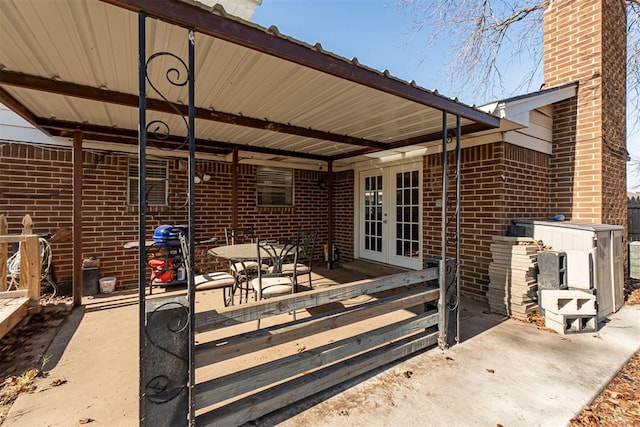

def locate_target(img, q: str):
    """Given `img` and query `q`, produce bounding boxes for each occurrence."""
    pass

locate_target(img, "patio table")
[208,243,260,261]
[209,242,296,303]
[207,242,287,261]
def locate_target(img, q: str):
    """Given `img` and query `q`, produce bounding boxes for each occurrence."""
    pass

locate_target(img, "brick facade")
[0,142,328,289]
[332,170,355,262]
[544,0,627,228]
[424,142,551,298]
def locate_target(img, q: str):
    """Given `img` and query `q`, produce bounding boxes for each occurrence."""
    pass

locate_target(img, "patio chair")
[251,239,299,327]
[178,232,236,306]
[194,272,237,307]
[224,226,266,303]
[279,229,317,291]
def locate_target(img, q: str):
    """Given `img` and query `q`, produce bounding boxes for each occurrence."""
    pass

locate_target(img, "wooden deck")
[0,290,30,340]
[0,214,42,340]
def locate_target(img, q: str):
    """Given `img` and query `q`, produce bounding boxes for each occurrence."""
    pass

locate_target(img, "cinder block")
[540,289,596,315]
[544,310,598,334]
[537,251,567,290]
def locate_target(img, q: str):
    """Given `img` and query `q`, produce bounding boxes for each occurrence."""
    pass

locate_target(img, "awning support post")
[186,28,197,426]
[439,113,461,348]
[137,12,148,425]
[72,131,83,307]
[138,14,195,427]
[327,160,334,269]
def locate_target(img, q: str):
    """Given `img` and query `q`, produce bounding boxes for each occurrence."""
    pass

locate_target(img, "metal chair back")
[224,226,255,245]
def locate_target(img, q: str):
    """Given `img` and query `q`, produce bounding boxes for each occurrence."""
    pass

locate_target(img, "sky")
[251,0,639,192]
[253,0,483,103]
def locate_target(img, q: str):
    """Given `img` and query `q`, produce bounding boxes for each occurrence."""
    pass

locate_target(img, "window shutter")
[256,167,294,206]
[128,157,168,206]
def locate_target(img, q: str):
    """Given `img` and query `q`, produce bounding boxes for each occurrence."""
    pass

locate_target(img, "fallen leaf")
[400,369,413,378]
[486,368,495,374]
[446,356,454,361]
[50,378,67,387]
[78,418,94,424]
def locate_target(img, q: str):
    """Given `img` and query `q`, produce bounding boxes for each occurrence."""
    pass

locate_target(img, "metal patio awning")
[0,0,499,168]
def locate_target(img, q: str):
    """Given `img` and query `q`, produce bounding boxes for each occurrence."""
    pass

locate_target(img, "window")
[256,166,293,206]
[128,157,168,206]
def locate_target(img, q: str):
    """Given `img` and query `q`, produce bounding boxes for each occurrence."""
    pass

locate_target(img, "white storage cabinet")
[512,220,624,320]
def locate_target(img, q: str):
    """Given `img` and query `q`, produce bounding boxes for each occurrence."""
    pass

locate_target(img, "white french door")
[358,163,422,270]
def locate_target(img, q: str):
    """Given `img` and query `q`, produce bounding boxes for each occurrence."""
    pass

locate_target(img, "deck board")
[0,296,30,340]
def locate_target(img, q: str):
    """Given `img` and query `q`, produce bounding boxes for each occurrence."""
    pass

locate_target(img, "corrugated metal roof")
[0,0,499,168]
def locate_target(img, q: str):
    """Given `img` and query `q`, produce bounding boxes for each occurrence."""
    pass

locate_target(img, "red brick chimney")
[544,0,627,227]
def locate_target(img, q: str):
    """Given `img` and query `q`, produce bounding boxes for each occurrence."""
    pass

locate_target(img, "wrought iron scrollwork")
[144,51,190,151]
[445,130,459,181]
[144,301,189,404]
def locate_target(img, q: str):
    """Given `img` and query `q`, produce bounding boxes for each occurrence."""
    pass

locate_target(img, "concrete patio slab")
[4,266,639,427]
[262,299,640,427]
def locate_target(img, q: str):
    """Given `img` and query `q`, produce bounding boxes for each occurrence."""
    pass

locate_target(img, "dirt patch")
[570,350,640,426]
[0,294,72,424]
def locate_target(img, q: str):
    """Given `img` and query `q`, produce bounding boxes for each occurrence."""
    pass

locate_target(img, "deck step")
[0,296,30,340]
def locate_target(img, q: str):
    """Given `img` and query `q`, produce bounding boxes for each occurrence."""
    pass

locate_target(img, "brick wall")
[600,1,628,227]
[0,143,74,280]
[333,170,355,262]
[424,142,550,298]
[0,142,329,290]
[544,0,627,228]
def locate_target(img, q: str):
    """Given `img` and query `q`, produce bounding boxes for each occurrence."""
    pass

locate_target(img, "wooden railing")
[0,214,41,301]
[193,268,439,426]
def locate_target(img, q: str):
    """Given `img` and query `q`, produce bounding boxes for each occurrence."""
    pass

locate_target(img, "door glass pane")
[394,170,420,258]
[364,175,383,254]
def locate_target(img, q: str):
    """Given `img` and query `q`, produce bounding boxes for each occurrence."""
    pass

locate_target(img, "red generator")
[148,257,175,284]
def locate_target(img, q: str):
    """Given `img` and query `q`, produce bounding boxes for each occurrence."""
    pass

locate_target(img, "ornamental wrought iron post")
[138,13,196,426]
[186,28,197,426]
[137,12,148,424]
[439,112,461,348]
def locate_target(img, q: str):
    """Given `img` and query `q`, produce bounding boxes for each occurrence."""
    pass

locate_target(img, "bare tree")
[398,0,640,126]
[630,157,640,191]
[630,1,640,131]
